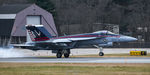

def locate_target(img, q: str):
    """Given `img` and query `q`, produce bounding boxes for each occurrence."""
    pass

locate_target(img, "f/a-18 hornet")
[17,25,137,58]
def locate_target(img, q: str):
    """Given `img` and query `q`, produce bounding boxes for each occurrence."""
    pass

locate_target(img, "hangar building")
[0,4,58,46]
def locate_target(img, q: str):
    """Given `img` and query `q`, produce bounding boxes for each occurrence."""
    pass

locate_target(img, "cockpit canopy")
[93,30,115,35]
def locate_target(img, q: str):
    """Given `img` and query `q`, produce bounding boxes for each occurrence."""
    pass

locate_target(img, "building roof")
[0,4,58,37]
[0,4,32,14]
[10,4,58,37]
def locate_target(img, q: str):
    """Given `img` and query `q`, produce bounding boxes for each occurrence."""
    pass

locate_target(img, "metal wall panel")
[0,14,16,19]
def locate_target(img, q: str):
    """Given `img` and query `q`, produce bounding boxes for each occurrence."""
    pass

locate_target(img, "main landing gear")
[94,45,104,56]
[56,50,62,58]
[56,49,70,58]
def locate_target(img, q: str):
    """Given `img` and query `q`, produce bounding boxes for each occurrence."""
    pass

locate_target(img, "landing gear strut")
[99,47,104,56]
[94,45,104,56]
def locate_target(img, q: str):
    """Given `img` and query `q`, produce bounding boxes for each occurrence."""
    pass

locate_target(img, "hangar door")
[26,15,41,25]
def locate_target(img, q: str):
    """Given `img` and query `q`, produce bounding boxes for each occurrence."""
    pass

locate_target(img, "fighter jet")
[16,25,137,58]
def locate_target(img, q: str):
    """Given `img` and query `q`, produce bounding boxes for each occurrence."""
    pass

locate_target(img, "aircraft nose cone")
[131,37,138,41]
[119,36,137,42]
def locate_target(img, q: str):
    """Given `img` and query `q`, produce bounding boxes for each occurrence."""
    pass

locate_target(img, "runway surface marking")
[0,57,150,63]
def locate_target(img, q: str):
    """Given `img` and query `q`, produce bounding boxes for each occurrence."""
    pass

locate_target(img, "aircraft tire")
[64,53,70,58]
[56,52,62,58]
[99,52,104,56]
[64,49,70,58]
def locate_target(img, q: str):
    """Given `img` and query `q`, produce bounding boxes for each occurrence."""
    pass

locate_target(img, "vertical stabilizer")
[26,25,52,41]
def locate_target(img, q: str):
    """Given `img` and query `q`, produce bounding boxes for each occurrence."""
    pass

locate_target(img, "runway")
[0,57,150,63]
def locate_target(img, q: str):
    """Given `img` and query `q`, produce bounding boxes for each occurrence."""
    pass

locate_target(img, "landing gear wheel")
[64,53,69,58]
[56,50,62,58]
[64,49,70,58]
[56,53,62,58]
[99,52,104,56]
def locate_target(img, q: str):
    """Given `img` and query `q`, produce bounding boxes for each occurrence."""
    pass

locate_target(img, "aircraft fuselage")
[28,31,137,50]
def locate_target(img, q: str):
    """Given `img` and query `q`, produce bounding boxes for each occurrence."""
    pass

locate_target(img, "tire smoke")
[0,47,25,58]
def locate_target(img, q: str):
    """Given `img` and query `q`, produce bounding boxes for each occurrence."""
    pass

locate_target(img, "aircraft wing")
[52,39,72,43]
[69,37,97,41]
[11,44,34,47]
[11,44,35,49]
[51,37,98,43]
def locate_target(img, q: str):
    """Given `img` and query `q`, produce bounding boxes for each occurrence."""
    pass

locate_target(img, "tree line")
[1,0,150,35]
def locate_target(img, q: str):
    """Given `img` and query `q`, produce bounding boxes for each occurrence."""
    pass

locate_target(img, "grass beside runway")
[0,63,150,75]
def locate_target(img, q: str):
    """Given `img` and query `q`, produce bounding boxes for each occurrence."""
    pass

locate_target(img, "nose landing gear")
[94,45,104,56]
[99,47,104,56]
[99,52,104,56]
